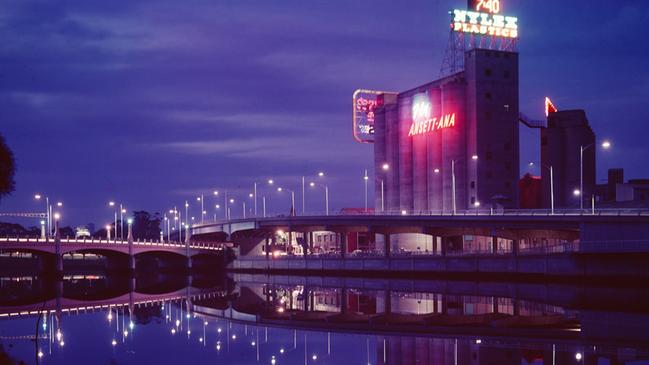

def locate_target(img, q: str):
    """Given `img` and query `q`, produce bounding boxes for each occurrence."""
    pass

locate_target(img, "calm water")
[1,274,648,365]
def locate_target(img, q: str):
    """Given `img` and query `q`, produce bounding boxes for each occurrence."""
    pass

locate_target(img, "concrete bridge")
[191,212,649,254]
[0,234,226,273]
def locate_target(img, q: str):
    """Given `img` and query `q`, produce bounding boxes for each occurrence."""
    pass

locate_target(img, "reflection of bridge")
[0,285,225,319]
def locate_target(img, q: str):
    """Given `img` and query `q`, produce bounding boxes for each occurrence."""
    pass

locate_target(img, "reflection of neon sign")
[408,93,455,137]
[452,0,518,39]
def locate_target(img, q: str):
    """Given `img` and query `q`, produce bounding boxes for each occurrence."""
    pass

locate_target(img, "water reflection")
[0,274,648,364]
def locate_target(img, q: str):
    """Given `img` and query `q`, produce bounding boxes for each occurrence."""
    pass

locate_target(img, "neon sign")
[353,89,395,144]
[408,93,456,137]
[452,0,518,39]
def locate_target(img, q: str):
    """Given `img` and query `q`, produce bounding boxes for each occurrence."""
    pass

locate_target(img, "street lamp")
[529,162,556,214]
[380,163,390,213]
[196,195,204,224]
[34,194,50,238]
[451,157,479,215]
[276,187,296,216]
[309,182,329,216]
[108,201,118,243]
[363,170,369,212]
[580,141,611,211]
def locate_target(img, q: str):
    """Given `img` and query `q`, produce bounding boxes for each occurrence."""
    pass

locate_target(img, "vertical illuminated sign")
[353,89,394,144]
[453,0,518,38]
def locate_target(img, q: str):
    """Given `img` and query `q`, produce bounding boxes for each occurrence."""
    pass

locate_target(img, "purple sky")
[1,0,648,227]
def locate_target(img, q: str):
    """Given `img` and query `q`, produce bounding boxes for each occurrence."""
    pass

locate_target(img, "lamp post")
[196,195,204,224]
[108,201,118,243]
[277,187,295,217]
[363,170,369,212]
[380,163,390,213]
[120,205,126,241]
[228,198,235,220]
[529,162,555,214]
[451,156,479,215]
[34,194,50,238]
[580,141,611,211]
[308,182,329,216]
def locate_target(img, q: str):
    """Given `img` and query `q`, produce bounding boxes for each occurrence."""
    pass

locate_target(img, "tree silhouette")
[0,133,16,200]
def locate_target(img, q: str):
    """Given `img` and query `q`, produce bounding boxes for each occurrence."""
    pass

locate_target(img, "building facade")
[541,110,595,208]
[373,49,520,213]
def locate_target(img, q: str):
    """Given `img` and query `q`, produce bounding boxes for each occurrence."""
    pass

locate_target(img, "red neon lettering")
[408,113,456,137]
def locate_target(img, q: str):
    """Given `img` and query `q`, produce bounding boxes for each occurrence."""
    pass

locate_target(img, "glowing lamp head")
[573,189,581,197]
[309,182,315,187]
[318,171,325,177]
[382,163,390,171]
[185,202,189,207]
[528,162,535,166]
[277,187,283,192]
[40,220,45,225]
[109,201,115,206]
[213,190,219,196]
[121,209,126,214]
[472,155,479,161]
[215,204,220,209]
[229,198,235,203]
[474,201,481,207]
[249,193,253,198]
[363,175,369,180]
[56,202,63,207]
[268,179,274,185]
[575,352,582,361]
[434,168,440,174]
[54,213,61,220]
[602,141,611,149]
[106,225,111,230]
[401,210,407,215]
[34,194,42,200]
[196,197,201,201]
[169,209,174,214]
[127,218,133,225]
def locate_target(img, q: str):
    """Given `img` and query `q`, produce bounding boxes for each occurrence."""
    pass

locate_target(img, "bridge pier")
[384,234,391,258]
[54,219,63,276]
[127,220,135,272]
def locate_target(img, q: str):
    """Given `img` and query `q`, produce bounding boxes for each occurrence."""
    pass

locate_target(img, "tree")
[0,133,16,200]
[131,211,162,240]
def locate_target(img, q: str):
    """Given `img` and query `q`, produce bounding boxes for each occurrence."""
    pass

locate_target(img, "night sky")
[1,0,648,227]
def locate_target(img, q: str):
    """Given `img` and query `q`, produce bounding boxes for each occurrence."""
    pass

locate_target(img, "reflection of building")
[374,49,520,213]
[541,110,595,208]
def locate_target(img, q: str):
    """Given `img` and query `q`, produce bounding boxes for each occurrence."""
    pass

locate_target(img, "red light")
[545,97,558,117]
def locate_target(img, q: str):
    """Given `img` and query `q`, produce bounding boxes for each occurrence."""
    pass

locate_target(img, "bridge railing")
[194,208,649,226]
[0,236,225,251]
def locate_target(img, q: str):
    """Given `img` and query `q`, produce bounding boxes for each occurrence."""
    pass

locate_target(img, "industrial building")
[373,49,520,213]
